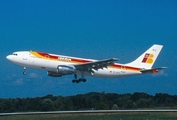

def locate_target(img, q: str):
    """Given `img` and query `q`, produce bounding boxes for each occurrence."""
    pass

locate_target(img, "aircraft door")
[23,52,29,61]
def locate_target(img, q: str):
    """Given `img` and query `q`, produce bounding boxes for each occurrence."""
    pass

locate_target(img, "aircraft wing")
[140,67,167,74]
[74,58,118,74]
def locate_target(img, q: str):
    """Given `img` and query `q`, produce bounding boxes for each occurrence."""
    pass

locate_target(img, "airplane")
[6,44,166,83]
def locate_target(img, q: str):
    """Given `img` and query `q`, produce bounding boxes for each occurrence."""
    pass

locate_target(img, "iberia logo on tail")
[142,53,154,64]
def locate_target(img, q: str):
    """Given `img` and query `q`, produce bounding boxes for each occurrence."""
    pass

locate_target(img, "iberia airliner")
[6,44,166,83]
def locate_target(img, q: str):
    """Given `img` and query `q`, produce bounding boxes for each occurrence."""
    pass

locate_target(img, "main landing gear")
[72,74,87,83]
[23,67,27,75]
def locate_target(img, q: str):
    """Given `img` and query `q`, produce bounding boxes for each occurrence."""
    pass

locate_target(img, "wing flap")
[74,58,118,74]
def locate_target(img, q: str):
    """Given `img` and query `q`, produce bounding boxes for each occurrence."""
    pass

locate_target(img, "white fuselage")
[6,51,142,78]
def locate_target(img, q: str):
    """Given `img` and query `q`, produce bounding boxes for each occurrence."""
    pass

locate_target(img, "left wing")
[74,58,118,75]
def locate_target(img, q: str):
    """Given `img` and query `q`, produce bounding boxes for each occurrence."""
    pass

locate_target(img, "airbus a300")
[6,44,166,83]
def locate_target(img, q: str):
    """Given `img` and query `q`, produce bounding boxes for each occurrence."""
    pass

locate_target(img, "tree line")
[0,92,177,113]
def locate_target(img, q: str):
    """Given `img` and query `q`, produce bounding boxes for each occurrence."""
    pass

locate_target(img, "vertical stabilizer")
[125,44,163,69]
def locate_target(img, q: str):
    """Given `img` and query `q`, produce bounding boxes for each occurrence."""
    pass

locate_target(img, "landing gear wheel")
[23,71,27,75]
[72,79,81,83]
[76,80,80,83]
[23,67,27,75]
[72,80,76,83]
[72,74,87,83]
[79,78,86,82]
[82,79,86,82]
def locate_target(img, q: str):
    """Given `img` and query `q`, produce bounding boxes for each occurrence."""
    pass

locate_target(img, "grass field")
[0,112,177,120]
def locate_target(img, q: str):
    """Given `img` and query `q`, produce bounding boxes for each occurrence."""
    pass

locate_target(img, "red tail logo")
[142,53,154,64]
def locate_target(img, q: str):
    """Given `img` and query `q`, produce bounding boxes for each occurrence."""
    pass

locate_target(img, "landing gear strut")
[72,74,87,83]
[23,67,27,75]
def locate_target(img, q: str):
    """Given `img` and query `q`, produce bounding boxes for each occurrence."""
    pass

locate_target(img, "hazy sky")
[0,0,177,98]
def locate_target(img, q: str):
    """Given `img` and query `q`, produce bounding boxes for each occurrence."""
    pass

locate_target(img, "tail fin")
[125,44,163,69]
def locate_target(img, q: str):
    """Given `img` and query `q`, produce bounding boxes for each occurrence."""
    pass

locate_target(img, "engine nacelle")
[47,71,62,77]
[57,65,76,75]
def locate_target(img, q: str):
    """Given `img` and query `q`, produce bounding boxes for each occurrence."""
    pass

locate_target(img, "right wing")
[48,58,118,77]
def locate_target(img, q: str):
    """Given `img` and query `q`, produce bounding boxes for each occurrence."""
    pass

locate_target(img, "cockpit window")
[12,53,18,56]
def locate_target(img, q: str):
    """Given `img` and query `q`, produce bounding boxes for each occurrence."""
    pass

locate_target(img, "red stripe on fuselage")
[111,64,140,71]
[71,58,91,63]
[36,52,91,63]
[36,51,140,72]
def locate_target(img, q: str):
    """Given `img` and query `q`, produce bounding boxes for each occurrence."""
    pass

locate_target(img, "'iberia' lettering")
[58,57,71,61]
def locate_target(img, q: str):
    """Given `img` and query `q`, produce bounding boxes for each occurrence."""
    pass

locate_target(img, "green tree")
[54,97,65,110]
[24,97,42,111]
[112,104,118,110]
[95,102,109,110]
[42,99,54,111]
[0,99,14,112]
[13,98,24,111]
[125,100,135,109]
[131,92,152,101]
[63,97,73,110]
[136,98,149,108]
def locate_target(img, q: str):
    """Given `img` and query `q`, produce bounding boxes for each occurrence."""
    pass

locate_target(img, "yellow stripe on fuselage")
[30,51,140,73]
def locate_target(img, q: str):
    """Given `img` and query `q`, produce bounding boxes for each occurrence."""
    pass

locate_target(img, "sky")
[0,0,177,98]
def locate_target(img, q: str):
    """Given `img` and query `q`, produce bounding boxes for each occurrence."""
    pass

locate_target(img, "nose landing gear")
[23,67,27,75]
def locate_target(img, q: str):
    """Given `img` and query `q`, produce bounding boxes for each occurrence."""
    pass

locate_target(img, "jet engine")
[47,71,62,77]
[57,65,76,74]
[47,65,76,77]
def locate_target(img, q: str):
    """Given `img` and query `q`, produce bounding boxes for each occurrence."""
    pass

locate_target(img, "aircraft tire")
[76,80,80,83]
[79,78,87,82]
[72,79,80,83]
[72,79,86,83]
[82,79,86,82]
[72,80,76,83]
[23,71,27,75]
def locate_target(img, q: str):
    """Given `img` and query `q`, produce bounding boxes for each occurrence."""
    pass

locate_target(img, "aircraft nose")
[6,55,12,61]
[6,55,10,60]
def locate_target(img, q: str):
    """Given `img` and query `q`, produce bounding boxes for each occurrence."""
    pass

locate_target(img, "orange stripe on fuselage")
[30,51,140,72]
[109,64,141,72]
[30,51,92,63]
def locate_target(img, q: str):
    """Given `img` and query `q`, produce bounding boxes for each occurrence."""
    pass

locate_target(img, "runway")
[1,109,177,116]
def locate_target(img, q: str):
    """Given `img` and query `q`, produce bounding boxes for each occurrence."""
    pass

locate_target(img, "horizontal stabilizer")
[141,67,167,74]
